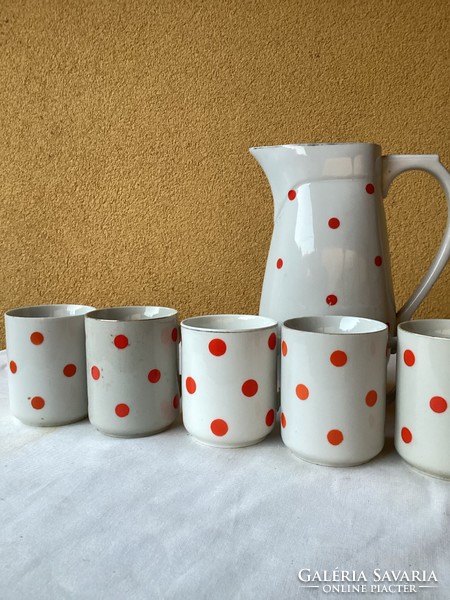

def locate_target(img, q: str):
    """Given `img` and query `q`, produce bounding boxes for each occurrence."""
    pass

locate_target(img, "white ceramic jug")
[250,143,450,333]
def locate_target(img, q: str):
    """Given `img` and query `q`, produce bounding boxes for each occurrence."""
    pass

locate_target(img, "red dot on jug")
[328,217,340,229]
[403,349,415,367]
[401,427,412,443]
[281,412,287,428]
[296,384,309,400]
[327,429,344,445]
[375,256,383,267]
[186,376,196,394]
[430,396,448,413]
[9,360,17,374]
[266,409,275,427]
[282,341,288,357]
[115,403,130,418]
[365,390,378,407]
[326,294,338,306]
[30,331,44,345]
[173,394,180,409]
[330,350,347,367]
[365,183,375,194]
[31,396,45,410]
[276,258,283,269]
[63,364,77,377]
[288,189,296,201]
[114,334,129,349]
[268,332,277,350]
[210,418,228,437]
[91,366,100,380]
[148,369,161,383]
[209,338,227,356]
[242,379,258,397]
[171,328,178,342]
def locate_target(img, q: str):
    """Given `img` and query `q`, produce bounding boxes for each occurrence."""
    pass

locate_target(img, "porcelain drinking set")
[4,143,450,479]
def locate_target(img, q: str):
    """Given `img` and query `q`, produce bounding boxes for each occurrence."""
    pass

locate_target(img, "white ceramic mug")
[281,316,388,466]
[5,304,95,426]
[86,306,179,437]
[395,320,450,479]
[181,315,278,448]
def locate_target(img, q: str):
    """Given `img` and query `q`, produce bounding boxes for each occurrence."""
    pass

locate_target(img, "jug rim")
[249,142,381,151]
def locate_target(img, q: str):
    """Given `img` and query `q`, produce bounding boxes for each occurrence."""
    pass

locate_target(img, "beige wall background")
[0,0,449,346]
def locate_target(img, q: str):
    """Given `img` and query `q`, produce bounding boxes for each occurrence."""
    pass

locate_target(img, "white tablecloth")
[0,349,449,600]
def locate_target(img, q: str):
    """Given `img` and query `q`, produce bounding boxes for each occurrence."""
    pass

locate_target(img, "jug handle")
[382,154,450,324]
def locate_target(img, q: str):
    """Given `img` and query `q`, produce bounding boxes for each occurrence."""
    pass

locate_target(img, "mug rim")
[398,319,450,340]
[181,314,277,333]
[85,305,177,322]
[5,304,95,319]
[283,315,388,336]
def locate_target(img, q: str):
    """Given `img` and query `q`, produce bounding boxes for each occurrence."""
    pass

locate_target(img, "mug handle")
[382,154,450,324]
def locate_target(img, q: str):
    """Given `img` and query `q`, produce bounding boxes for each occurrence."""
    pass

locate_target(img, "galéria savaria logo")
[297,569,439,594]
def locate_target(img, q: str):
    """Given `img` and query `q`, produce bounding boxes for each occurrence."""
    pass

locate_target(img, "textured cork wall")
[0,0,449,346]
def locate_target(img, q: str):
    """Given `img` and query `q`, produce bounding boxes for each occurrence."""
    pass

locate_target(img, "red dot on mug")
[114,334,129,349]
[288,189,296,201]
[265,409,275,427]
[282,341,288,357]
[327,429,344,445]
[281,412,287,428]
[115,403,130,418]
[326,294,338,306]
[30,331,44,345]
[401,427,412,443]
[268,332,277,350]
[296,384,309,400]
[276,258,283,269]
[171,328,178,342]
[91,366,101,380]
[186,376,196,394]
[148,369,161,383]
[365,183,375,194]
[9,361,17,374]
[63,364,77,377]
[365,390,378,407]
[31,396,45,410]
[242,379,258,397]
[430,396,448,414]
[403,349,415,367]
[210,418,228,436]
[330,350,347,367]
[209,338,227,356]
[375,256,383,267]
[328,217,340,229]
[173,394,180,409]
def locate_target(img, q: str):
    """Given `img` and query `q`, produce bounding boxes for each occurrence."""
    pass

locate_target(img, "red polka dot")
[173,394,180,409]
[403,349,415,367]
[430,396,448,414]
[296,384,309,400]
[365,390,378,407]
[242,379,258,397]
[210,418,228,436]
[148,369,161,383]
[281,341,288,357]
[288,189,296,201]
[401,427,412,444]
[365,183,375,194]
[114,334,129,349]
[31,396,45,410]
[326,294,338,306]
[115,403,130,417]
[171,327,178,342]
[328,217,340,229]
[63,364,77,377]
[9,360,17,374]
[375,256,383,267]
[185,376,196,394]
[327,429,344,445]
[209,338,227,356]
[265,409,275,427]
[281,412,286,428]
[91,366,100,380]
[268,332,277,350]
[276,258,283,269]
[30,331,44,345]
[330,350,347,367]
